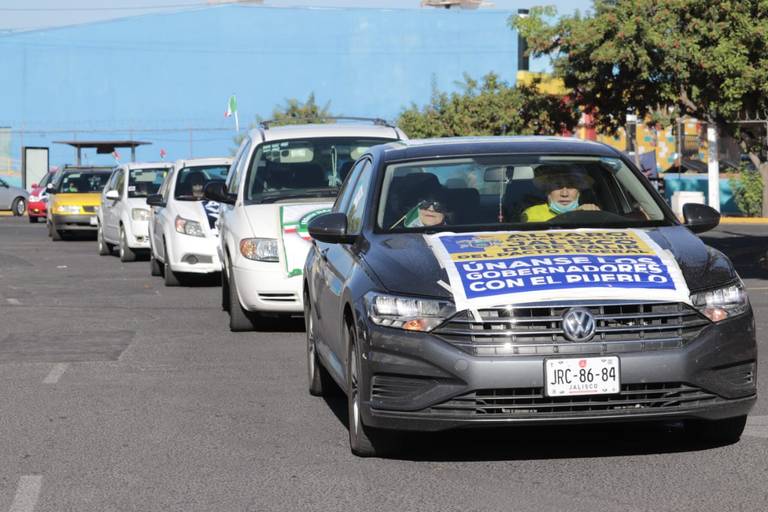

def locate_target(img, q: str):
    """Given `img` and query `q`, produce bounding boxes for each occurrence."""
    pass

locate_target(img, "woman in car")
[522,165,600,222]
[394,194,450,228]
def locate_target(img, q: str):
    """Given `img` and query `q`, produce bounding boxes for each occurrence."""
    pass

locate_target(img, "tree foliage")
[730,169,764,217]
[397,72,578,138]
[511,0,768,215]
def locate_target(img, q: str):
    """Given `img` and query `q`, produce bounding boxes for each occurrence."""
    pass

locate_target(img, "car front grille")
[434,302,709,356]
[423,383,722,418]
[258,293,297,303]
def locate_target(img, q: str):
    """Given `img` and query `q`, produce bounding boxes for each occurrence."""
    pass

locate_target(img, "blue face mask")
[549,199,579,214]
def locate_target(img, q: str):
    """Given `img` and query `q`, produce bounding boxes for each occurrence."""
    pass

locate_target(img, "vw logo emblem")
[562,308,596,342]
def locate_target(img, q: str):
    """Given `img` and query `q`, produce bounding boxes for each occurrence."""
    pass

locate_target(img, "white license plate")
[89,216,97,226]
[545,356,620,397]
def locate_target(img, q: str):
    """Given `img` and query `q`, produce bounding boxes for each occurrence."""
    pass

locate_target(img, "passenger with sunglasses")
[393,195,450,228]
[522,165,600,222]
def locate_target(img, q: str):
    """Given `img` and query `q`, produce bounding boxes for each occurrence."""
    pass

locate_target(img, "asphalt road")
[0,217,766,512]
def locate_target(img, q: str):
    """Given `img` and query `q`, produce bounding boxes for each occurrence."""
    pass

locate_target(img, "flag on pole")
[160,148,167,160]
[225,94,239,132]
[112,150,120,162]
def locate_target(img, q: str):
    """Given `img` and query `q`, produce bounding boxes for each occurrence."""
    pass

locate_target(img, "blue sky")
[0,0,592,31]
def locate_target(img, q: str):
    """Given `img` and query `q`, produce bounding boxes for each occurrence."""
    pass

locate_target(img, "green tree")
[397,72,578,138]
[511,1,768,216]
[233,93,334,149]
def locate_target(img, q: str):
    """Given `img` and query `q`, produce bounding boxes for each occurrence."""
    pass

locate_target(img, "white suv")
[206,119,406,331]
[147,157,233,286]
[98,162,173,261]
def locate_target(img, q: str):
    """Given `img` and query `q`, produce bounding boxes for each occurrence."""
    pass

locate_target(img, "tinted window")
[129,168,169,198]
[333,159,367,214]
[377,156,668,231]
[243,137,390,204]
[57,172,111,193]
[174,165,229,201]
[227,138,251,196]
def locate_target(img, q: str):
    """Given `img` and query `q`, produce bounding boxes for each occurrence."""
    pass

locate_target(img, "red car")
[27,171,57,223]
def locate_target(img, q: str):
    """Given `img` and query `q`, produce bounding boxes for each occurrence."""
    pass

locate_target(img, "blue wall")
[0,5,518,185]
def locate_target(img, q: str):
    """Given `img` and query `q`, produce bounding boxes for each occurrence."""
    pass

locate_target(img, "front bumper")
[167,233,221,274]
[357,311,757,432]
[28,202,47,217]
[232,264,303,313]
[125,220,150,249]
[51,213,98,230]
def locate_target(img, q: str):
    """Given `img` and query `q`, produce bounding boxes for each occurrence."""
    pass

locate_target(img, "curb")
[0,211,14,217]
[720,217,768,225]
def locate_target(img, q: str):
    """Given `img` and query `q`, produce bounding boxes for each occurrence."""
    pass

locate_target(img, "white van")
[206,120,406,331]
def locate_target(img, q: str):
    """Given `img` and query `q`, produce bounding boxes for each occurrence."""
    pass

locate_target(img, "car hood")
[52,192,100,207]
[173,200,220,233]
[365,226,736,300]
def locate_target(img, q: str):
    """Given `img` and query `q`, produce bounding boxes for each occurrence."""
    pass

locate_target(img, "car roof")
[377,136,621,161]
[249,122,405,143]
[122,162,174,170]
[61,166,113,173]
[173,157,233,169]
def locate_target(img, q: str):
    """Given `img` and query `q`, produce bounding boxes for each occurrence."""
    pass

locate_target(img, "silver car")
[0,178,29,216]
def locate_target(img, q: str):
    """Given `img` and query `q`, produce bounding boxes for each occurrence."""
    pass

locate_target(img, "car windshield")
[56,171,111,193]
[129,168,169,198]
[244,137,391,204]
[174,165,229,201]
[377,155,671,232]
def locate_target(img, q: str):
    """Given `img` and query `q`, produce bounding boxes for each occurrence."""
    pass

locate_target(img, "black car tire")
[150,250,162,276]
[686,415,747,444]
[119,227,137,262]
[221,266,230,312]
[305,296,335,397]
[97,225,112,255]
[12,197,26,216]
[346,322,399,457]
[228,266,256,332]
[163,243,181,286]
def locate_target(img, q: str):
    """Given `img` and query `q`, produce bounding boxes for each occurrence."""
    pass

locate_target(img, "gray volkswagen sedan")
[303,137,756,457]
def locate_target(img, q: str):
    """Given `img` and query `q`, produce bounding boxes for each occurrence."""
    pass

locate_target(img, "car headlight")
[691,280,749,322]
[364,292,456,332]
[56,205,81,214]
[240,238,278,262]
[132,208,150,221]
[174,215,204,237]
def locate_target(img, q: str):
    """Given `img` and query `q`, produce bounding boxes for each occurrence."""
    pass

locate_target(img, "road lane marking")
[42,363,69,384]
[9,475,42,512]
[6,298,21,305]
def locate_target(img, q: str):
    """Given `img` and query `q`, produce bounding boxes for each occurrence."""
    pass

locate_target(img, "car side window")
[159,171,173,202]
[114,170,125,195]
[227,138,252,197]
[105,170,119,193]
[333,159,367,214]
[344,160,373,235]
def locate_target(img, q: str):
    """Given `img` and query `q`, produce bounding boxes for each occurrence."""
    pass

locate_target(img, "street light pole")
[706,123,720,211]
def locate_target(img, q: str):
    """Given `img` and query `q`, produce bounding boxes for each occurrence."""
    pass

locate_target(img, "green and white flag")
[224,94,239,132]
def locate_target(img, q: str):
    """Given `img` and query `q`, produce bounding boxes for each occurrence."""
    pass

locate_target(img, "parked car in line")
[0,177,29,216]
[97,162,173,261]
[27,171,58,223]
[46,166,112,240]
[303,137,756,457]
[146,157,232,286]
[204,119,406,332]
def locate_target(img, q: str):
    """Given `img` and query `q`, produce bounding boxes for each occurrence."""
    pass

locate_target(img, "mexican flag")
[402,206,421,227]
[224,95,239,132]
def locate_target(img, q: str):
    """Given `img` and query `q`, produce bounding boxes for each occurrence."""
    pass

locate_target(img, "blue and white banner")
[425,229,690,310]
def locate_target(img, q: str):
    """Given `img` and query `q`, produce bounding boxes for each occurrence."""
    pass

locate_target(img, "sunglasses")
[417,200,447,213]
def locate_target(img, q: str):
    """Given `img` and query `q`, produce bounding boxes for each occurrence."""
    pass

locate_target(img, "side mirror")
[308,212,356,244]
[146,194,166,207]
[105,189,120,201]
[204,182,236,205]
[682,203,720,234]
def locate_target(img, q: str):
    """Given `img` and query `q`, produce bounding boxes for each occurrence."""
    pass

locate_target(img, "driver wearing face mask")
[522,165,600,222]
